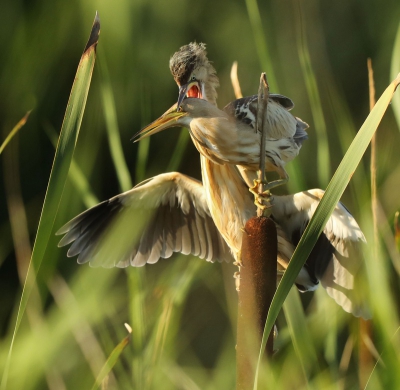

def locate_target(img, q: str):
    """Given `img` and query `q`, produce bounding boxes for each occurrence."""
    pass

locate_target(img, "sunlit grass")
[0,112,31,156]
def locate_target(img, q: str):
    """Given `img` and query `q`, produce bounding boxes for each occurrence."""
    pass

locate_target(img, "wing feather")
[223,94,308,139]
[271,190,369,318]
[57,172,233,267]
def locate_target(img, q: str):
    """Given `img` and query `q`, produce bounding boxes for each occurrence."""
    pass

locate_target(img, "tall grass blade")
[0,111,31,155]
[128,269,146,390]
[294,0,330,187]
[90,324,131,390]
[99,51,132,192]
[44,124,99,208]
[364,326,400,389]
[244,0,278,90]
[1,13,100,389]
[166,129,190,172]
[391,22,400,130]
[253,74,400,390]
[283,288,319,378]
[135,83,152,182]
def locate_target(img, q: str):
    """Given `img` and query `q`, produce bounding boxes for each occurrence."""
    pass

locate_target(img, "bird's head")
[169,42,219,108]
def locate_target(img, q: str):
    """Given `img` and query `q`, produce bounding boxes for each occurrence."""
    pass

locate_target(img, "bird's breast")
[191,118,261,167]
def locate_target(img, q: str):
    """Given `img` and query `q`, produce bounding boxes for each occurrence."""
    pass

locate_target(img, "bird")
[57,44,368,318]
[169,42,309,189]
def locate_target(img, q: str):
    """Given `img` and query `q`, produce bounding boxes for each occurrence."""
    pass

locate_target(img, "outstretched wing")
[223,94,308,144]
[271,189,370,318]
[57,172,233,268]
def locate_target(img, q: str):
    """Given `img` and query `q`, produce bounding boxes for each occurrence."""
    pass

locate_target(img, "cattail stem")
[236,217,277,389]
[236,73,277,389]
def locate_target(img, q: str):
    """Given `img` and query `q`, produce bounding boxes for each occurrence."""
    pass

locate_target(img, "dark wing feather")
[223,93,294,118]
[271,190,370,318]
[57,172,233,267]
[223,95,258,128]
[223,94,307,138]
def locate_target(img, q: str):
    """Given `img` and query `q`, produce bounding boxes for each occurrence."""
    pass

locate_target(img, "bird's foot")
[253,197,273,211]
[249,179,274,210]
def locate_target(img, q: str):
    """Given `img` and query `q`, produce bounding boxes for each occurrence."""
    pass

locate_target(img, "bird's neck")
[200,156,254,255]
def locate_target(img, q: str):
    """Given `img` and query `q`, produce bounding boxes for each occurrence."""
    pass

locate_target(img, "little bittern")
[57,44,369,318]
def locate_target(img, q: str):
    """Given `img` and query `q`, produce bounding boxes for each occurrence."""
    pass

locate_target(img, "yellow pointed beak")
[132,103,188,142]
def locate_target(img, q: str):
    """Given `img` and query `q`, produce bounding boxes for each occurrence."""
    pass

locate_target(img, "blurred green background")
[1,0,400,389]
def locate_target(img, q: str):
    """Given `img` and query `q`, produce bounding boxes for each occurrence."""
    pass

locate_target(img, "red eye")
[187,85,200,98]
